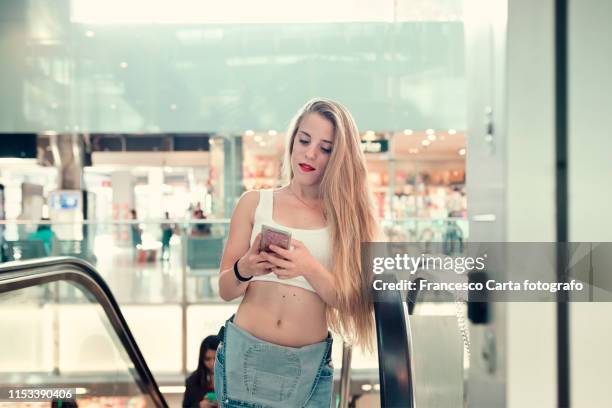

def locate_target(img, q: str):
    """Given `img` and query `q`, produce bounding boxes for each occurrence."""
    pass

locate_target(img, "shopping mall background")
[0,0,611,407]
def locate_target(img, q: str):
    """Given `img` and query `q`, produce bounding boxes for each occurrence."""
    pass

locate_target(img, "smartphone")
[260,224,291,253]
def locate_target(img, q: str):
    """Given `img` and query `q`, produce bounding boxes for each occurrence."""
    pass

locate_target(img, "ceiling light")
[254,135,263,143]
[421,139,431,147]
[458,148,466,156]
[427,134,437,141]
[258,141,266,147]
[426,129,435,135]
[245,130,254,136]
[85,30,95,38]
[268,130,277,136]
[361,384,373,392]
[403,129,413,136]
[449,129,457,135]
[119,62,128,69]
[170,104,177,110]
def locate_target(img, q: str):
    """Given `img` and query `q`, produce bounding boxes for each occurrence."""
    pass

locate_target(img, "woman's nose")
[305,146,317,160]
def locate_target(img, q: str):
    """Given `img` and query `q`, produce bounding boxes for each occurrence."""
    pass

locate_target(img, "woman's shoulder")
[231,190,264,222]
[240,189,262,202]
[236,190,263,210]
[185,371,199,388]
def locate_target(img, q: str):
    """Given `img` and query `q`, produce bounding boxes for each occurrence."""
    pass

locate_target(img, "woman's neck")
[289,181,320,202]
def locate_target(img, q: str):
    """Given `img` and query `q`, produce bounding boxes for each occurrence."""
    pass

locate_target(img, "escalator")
[0,257,167,407]
[374,272,466,408]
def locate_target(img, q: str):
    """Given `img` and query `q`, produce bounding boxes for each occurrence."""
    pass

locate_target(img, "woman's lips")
[299,163,315,172]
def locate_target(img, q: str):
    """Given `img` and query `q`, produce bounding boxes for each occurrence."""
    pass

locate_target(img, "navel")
[276,319,282,327]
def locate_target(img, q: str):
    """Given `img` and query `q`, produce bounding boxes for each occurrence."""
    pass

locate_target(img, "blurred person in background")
[27,219,55,256]
[160,211,174,261]
[192,209,211,236]
[130,209,142,249]
[183,335,220,408]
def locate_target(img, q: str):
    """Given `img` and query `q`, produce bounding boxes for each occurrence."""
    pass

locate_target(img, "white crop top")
[249,189,331,292]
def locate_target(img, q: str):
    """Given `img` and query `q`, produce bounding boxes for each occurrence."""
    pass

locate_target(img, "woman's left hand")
[262,239,320,280]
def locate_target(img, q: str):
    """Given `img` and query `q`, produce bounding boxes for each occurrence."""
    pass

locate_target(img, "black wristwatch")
[234,259,253,282]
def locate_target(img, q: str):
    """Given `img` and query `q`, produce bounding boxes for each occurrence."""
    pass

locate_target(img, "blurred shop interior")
[1,130,467,230]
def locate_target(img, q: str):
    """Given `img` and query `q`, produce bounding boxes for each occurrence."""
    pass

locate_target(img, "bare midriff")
[234,280,328,347]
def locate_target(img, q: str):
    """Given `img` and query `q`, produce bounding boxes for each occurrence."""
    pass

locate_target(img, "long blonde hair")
[283,98,379,350]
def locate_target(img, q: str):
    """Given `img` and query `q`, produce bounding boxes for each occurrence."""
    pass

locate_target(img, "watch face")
[260,224,291,252]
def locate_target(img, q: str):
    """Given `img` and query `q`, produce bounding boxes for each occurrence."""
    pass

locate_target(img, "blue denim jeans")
[214,316,334,408]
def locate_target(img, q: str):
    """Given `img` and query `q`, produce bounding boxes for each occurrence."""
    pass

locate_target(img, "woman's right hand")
[236,233,274,279]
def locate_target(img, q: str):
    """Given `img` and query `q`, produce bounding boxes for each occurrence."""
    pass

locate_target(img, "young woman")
[216,98,378,407]
[183,335,220,408]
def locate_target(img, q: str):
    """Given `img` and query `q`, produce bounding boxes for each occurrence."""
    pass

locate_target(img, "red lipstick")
[299,163,315,172]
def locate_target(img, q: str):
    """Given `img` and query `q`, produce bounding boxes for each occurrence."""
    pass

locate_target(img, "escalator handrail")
[0,257,168,408]
[374,273,415,408]
[407,277,427,315]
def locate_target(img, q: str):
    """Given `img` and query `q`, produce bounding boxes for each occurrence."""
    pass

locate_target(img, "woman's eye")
[299,139,309,145]
[321,147,332,154]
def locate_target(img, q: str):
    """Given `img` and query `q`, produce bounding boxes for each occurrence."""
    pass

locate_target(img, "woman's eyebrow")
[299,130,333,144]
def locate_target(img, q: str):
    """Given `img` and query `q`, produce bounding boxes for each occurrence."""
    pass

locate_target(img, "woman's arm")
[217,191,256,301]
[218,191,273,301]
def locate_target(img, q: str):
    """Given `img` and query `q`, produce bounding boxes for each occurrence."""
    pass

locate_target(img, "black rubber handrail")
[0,257,168,408]
[406,277,427,316]
[373,273,415,408]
